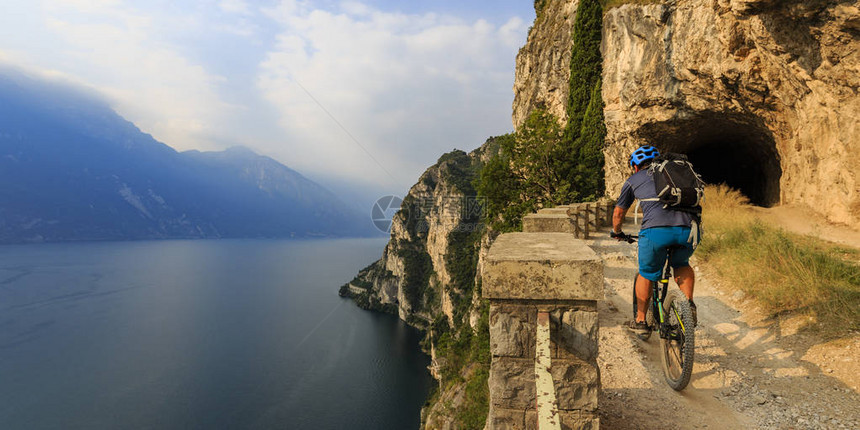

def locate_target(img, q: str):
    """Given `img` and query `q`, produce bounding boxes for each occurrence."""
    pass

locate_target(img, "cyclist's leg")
[673,266,695,300]
[636,229,665,322]
[634,274,652,322]
[669,226,696,300]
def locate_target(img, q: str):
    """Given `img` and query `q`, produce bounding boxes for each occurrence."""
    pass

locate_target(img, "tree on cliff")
[477,0,606,231]
[478,112,572,232]
[566,0,606,199]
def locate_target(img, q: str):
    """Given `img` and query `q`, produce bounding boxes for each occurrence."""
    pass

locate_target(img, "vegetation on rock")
[477,111,571,232]
[601,0,665,9]
[478,0,606,232]
[565,0,606,202]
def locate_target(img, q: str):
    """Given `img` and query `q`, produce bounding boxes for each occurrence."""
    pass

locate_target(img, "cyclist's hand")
[610,231,626,241]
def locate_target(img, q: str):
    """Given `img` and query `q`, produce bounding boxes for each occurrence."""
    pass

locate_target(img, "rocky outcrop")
[601,0,860,225]
[345,145,496,326]
[512,0,579,128]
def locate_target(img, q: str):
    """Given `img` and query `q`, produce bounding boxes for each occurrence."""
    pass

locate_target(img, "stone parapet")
[523,213,576,233]
[483,233,603,301]
[483,231,602,430]
[537,206,571,215]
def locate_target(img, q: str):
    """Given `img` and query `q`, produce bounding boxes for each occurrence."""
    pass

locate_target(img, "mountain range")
[0,68,373,242]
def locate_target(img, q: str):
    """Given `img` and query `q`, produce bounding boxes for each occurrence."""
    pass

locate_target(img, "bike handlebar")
[611,232,638,243]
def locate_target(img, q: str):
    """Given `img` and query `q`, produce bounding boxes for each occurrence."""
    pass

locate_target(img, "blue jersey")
[616,169,693,230]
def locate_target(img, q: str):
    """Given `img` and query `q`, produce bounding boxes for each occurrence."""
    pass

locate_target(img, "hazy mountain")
[0,69,373,242]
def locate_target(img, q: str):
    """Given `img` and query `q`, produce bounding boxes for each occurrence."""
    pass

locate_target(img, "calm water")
[0,238,433,429]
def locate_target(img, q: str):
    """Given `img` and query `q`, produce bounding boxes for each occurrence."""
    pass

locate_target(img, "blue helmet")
[629,145,660,167]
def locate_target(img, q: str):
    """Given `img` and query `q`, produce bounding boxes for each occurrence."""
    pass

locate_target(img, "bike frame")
[621,232,693,390]
[651,254,671,338]
[651,248,688,338]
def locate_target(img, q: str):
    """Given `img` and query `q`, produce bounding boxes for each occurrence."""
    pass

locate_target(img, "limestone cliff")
[512,0,859,226]
[343,144,493,327]
[601,0,859,224]
[341,142,499,428]
[512,0,579,128]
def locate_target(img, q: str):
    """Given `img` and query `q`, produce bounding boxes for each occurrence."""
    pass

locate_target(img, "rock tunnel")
[636,113,782,207]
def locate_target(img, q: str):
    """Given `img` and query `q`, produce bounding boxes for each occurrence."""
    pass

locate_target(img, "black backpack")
[647,153,705,217]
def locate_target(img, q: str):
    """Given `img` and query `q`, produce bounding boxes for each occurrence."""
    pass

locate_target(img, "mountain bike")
[618,233,696,391]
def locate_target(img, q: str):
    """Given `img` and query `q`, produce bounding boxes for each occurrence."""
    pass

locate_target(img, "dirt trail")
[589,220,860,430]
[752,204,860,251]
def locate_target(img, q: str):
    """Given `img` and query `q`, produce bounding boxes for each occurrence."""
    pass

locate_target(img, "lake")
[0,238,433,429]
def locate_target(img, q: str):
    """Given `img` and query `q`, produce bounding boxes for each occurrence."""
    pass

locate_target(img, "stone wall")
[483,232,602,429]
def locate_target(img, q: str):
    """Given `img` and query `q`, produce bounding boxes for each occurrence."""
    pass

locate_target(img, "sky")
[0,0,535,208]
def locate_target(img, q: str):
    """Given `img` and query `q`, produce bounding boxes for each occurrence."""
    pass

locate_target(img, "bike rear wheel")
[660,289,695,391]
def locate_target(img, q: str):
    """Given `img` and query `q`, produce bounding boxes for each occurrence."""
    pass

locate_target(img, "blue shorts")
[638,226,696,282]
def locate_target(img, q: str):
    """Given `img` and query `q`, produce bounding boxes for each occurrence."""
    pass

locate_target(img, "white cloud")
[35,1,234,150]
[0,0,530,201]
[219,0,252,16]
[257,1,528,188]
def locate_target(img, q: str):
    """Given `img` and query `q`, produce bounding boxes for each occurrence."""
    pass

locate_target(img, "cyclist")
[610,146,699,336]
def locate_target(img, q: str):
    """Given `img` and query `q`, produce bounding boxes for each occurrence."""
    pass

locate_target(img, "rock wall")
[512,0,579,128]
[602,0,860,224]
[512,0,859,224]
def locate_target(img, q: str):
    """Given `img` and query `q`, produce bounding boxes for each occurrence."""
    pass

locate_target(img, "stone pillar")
[483,232,602,430]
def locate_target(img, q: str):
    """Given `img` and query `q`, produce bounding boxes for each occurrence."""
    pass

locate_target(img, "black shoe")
[689,300,698,327]
[626,320,651,337]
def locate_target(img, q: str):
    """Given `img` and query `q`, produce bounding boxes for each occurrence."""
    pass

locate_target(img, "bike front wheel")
[660,289,695,391]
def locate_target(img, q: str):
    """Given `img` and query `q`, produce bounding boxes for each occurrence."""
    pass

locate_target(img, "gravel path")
[588,222,860,430]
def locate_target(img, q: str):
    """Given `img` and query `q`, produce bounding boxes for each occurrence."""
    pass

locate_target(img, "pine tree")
[566,0,606,199]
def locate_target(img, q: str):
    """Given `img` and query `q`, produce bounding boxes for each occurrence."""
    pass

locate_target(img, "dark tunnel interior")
[637,114,782,207]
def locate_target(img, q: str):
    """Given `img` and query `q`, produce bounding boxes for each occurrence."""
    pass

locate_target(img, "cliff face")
[601,0,860,224]
[342,144,497,428]
[512,0,859,225]
[346,146,491,326]
[512,0,579,128]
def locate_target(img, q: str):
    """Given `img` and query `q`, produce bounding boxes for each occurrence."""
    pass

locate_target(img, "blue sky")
[0,0,535,207]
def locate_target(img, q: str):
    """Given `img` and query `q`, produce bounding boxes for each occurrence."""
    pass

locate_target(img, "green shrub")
[398,240,434,311]
[454,366,489,429]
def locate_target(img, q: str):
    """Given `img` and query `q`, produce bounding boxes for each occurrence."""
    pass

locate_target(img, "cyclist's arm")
[612,206,628,234]
[613,180,634,234]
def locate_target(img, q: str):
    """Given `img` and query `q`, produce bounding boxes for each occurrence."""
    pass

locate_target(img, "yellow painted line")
[535,312,561,430]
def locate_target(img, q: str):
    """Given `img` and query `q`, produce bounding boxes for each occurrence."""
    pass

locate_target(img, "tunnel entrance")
[636,113,782,207]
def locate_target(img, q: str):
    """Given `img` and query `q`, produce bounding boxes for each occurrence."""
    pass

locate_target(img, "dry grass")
[697,185,860,335]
